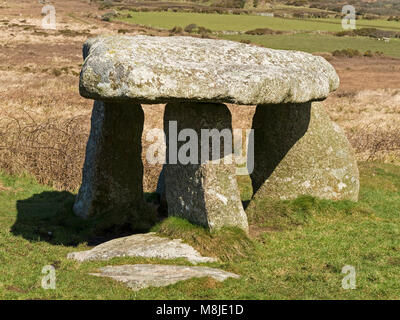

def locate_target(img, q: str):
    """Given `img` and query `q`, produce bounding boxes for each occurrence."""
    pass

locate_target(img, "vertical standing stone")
[155,166,168,215]
[250,102,359,202]
[163,102,248,233]
[73,100,148,228]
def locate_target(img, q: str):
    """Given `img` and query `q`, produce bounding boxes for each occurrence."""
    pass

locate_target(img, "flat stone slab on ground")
[67,232,217,264]
[90,264,239,291]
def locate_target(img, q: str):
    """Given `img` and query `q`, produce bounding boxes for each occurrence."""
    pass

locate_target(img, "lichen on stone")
[79,35,339,105]
[250,102,359,202]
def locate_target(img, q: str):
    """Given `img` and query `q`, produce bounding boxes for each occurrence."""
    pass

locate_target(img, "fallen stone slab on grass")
[89,264,239,291]
[67,232,216,264]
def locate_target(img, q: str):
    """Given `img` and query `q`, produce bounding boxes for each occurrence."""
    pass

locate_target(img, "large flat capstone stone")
[67,233,217,264]
[80,35,339,105]
[90,264,239,291]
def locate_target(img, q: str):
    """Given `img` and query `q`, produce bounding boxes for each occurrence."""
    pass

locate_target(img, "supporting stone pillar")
[163,102,248,233]
[73,100,148,228]
[250,102,359,202]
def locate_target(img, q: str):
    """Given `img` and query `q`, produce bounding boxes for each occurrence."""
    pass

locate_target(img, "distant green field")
[310,17,400,32]
[118,11,400,58]
[221,33,400,58]
[119,11,400,32]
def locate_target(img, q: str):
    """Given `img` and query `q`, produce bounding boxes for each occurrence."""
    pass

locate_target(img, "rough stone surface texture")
[67,232,217,264]
[164,102,249,233]
[90,264,239,291]
[73,100,146,222]
[250,102,359,201]
[80,35,339,105]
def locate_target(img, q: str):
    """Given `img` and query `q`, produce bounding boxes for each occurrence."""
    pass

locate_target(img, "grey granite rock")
[67,232,217,264]
[250,102,359,201]
[75,35,355,235]
[164,102,249,233]
[80,35,339,105]
[73,100,151,229]
[90,264,239,291]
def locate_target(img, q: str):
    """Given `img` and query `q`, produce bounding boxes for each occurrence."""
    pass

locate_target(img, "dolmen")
[74,35,359,234]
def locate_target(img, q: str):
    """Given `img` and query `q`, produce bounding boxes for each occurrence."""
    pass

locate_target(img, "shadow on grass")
[11,191,162,247]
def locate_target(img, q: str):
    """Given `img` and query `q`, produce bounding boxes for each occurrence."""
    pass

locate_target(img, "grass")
[118,11,400,32]
[221,33,400,58]
[152,217,255,262]
[0,162,400,299]
[118,11,400,58]
[310,17,400,32]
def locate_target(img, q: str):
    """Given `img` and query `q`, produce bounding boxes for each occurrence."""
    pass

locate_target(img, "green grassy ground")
[117,11,400,58]
[118,11,400,32]
[221,33,400,58]
[0,162,399,299]
[308,17,400,32]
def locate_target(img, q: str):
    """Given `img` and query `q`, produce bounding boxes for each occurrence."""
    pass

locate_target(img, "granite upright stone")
[164,102,248,232]
[250,102,359,201]
[73,100,149,228]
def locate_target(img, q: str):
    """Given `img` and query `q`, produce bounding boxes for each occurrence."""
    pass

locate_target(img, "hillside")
[280,0,400,16]
[101,0,400,16]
